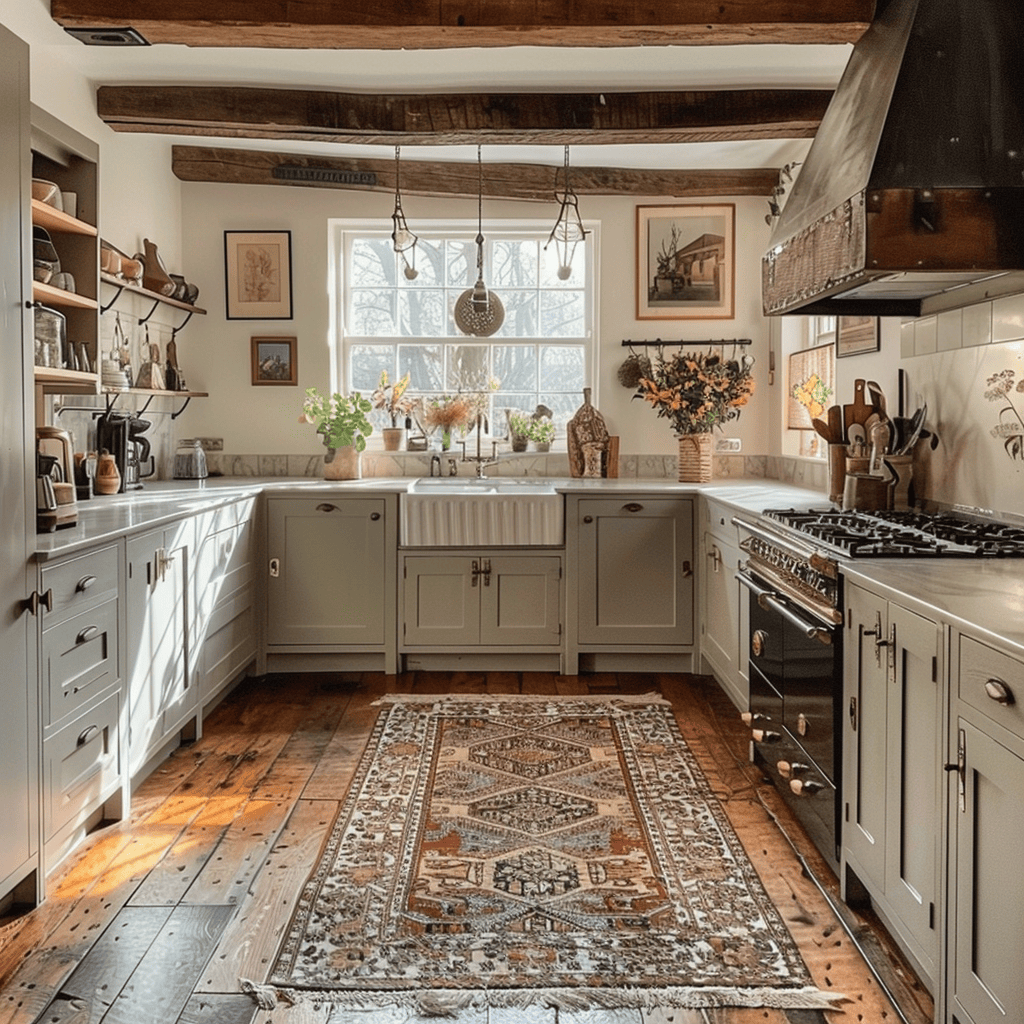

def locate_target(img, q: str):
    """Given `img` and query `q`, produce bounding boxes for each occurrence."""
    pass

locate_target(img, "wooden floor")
[0,671,935,1024]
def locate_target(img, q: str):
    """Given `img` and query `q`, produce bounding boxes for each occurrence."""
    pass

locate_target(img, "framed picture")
[787,342,835,430]
[225,230,293,320]
[251,335,297,385]
[636,204,735,320]
[836,315,880,357]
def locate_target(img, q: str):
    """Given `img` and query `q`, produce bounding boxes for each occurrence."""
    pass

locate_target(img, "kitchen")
[3,2,1024,1023]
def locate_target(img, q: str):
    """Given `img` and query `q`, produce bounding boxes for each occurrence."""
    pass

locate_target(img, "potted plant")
[525,416,556,452]
[372,370,414,451]
[301,387,374,479]
[634,351,755,482]
[508,412,532,453]
[423,394,474,451]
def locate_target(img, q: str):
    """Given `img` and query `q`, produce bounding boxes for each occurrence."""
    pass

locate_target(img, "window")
[785,317,835,459]
[335,221,596,437]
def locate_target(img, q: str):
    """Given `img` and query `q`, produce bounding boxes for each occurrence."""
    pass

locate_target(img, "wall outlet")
[196,437,223,451]
[715,438,742,453]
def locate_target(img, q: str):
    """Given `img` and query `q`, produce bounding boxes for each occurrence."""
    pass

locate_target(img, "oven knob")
[777,761,811,778]
[751,629,769,657]
[751,729,781,743]
[741,712,770,725]
[796,713,808,737]
[790,778,824,796]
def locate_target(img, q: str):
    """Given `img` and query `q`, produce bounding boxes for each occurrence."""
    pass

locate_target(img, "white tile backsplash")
[937,309,963,352]
[962,301,993,347]
[992,293,1024,344]
[915,316,938,355]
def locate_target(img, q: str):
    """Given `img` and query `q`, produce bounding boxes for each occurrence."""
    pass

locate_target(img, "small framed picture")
[251,335,297,386]
[836,315,880,358]
[225,230,293,320]
[636,204,735,320]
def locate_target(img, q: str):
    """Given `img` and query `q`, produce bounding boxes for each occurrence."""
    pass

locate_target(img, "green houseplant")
[525,416,555,451]
[301,387,374,478]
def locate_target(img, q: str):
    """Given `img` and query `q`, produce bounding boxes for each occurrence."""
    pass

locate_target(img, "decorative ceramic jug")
[94,450,121,495]
[567,388,608,477]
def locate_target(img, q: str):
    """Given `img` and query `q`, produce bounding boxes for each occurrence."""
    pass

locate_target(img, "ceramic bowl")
[32,179,62,209]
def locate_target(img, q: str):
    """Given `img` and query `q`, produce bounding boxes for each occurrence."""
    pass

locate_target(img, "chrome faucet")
[429,454,441,477]
[459,413,500,478]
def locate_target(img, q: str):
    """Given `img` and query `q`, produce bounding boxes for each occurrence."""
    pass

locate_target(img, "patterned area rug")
[245,695,840,1013]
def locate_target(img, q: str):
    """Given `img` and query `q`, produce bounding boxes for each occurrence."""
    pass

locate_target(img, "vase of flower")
[323,444,361,480]
[677,433,713,482]
[372,371,414,451]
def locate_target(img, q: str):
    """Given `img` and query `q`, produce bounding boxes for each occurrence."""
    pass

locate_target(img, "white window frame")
[329,219,598,436]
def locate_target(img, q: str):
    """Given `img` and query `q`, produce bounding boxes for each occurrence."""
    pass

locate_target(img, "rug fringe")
[372,692,671,708]
[245,982,846,1014]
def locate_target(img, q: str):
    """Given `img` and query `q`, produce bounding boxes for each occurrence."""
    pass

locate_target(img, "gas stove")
[762,507,1024,559]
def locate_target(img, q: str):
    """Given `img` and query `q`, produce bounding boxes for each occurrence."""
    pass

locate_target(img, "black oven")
[735,518,844,874]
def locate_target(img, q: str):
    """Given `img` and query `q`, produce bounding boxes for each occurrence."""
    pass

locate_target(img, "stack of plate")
[101,359,130,391]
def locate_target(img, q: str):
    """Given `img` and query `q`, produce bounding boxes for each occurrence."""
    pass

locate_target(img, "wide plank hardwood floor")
[0,671,935,1024]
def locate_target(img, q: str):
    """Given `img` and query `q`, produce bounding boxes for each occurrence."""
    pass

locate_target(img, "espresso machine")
[36,425,78,532]
[96,411,155,492]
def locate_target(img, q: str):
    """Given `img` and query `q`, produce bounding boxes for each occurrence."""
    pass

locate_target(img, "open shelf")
[100,272,207,316]
[102,387,209,398]
[31,199,97,237]
[34,365,100,395]
[33,281,99,311]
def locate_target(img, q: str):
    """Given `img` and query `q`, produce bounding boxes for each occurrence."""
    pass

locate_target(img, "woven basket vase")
[677,433,713,482]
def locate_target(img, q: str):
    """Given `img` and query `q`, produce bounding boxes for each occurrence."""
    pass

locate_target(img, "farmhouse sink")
[401,477,563,546]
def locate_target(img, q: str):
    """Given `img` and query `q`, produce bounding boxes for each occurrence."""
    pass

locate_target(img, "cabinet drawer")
[44,689,121,839]
[959,635,1024,741]
[42,597,119,728]
[704,498,743,545]
[41,544,118,619]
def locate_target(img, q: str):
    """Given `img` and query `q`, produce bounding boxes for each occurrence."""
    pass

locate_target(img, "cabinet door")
[843,582,889,887]
[951,721,1024,1024]
[577,498,694,646]
[402,556,479,647]
[0,24,36,892]
[885,603,940,972]
[480,557,561,647]
[701,532,739,682]
[126,523,190,779]
[267,498,386,646]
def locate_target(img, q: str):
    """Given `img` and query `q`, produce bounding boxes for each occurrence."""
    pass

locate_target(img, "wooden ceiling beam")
[53,0,875,47]
[170,145,782,199]
[100,87,832,146]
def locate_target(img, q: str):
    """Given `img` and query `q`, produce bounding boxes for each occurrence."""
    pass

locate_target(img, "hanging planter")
[454,146,504,338]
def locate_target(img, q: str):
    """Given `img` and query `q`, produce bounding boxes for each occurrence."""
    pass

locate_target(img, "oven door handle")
[736,568,834,646]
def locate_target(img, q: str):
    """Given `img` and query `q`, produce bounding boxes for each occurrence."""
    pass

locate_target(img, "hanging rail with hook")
[621,338,753,348]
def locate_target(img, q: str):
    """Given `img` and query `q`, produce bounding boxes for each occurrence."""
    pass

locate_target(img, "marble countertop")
[35,475,1022,657]
[842,559,1024,658]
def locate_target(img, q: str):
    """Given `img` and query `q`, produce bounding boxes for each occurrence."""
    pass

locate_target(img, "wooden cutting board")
[844,378,878,440]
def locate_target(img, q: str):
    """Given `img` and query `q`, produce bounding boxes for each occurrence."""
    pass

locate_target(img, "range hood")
[763,0,1024,318]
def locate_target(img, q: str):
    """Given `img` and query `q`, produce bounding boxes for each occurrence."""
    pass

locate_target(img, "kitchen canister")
[174,439,208,479]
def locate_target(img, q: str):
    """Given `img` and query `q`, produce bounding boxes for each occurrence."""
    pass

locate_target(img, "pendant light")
[545,145,589,280]
[391,145,418,280]
[454,146,504,337]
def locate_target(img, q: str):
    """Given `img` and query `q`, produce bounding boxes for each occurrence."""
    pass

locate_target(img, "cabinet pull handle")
[77,725,99,748]
[623,502,644,513]
[471,559,480,587]
[41,588,53,613]
[21,592,40,616]
[482,558,492,587]
[269,557,280,578]
[370,512,381,521]
[76,625,99,645]
[316,503,339,513]
[582,515,593,524]
[681,560,693,578]
[848,696,858,731]
[984,678,1015,706]
[76,575,97,592]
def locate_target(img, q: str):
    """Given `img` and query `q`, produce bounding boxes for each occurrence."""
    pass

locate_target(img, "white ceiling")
[12,0,851,172]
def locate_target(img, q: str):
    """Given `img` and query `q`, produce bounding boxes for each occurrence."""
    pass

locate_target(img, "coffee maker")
[96,411,155,492]
[36,425,78,532]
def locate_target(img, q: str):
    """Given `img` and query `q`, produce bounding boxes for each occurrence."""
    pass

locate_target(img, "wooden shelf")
[102,387,209,398]
[33,281,98,310]
[100,272,207,316]
[31,199,97,237]
[34,365,100,394]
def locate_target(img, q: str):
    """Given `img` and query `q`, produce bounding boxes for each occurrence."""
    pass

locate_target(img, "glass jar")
[173,439,208,479]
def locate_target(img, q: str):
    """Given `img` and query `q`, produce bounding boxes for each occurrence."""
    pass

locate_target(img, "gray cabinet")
[699,500,747,709]
[191,498,257,709]
[843,581,942,987]
[265,495,395,670]
[0,22,40,906]
[402,554,561,649]
[573,496,694,648]
[947,634,1024,1024]
[126,520,194,781]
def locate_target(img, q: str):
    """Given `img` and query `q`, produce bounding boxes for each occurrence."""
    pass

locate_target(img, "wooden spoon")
[811,418,834,444]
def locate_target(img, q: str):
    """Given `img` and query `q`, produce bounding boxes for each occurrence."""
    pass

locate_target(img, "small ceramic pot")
[324,445,361,480]
[94,451,121,495]
[381,427,406,452]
